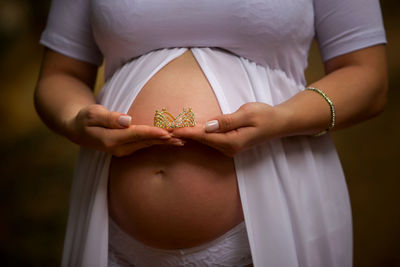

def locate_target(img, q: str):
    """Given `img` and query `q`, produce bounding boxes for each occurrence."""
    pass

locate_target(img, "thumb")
[85,105,132,129]
[205,108,247,133]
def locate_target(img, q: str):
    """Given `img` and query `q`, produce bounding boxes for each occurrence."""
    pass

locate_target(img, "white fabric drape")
[62,47,352,267]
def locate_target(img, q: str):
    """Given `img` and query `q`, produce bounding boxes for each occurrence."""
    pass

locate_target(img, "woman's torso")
[108,50,244,249]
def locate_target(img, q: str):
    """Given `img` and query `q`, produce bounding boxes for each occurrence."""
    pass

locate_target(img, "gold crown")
[154,108,196,129]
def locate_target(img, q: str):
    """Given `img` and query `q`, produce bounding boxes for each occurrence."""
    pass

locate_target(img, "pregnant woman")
[35,0,387,266]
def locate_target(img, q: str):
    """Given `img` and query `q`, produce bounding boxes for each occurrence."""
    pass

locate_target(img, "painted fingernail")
[171,140,185,146]
[118,115,131,127]
[205,120,219,132]
[160,134,172,139]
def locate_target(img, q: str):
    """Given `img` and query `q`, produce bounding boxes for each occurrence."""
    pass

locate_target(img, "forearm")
[173,46,387,156]
[276,45,388,137]
[34,49,99,138]
[34,73,97,137]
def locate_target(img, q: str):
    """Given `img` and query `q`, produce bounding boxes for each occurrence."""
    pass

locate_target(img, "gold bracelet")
[305,87,335,136]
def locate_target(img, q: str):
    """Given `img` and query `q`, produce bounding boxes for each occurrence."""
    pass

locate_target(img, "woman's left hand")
[171,102,288,157]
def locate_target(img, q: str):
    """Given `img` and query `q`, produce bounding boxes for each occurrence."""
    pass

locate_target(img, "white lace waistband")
[108,218,252,267]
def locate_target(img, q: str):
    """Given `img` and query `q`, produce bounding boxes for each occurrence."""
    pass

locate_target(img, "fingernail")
[118,115,131,127]
[171,140,185,146]
[205,120,219,132]
[160,134,172,139]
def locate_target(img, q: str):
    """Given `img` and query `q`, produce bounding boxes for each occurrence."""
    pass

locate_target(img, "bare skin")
[35,45,387,255]
[109,51,244,249]
[171,46,388,156]
[35,45,387,157]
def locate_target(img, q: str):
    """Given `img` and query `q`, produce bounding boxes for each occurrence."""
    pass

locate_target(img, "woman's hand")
[66,104,185,157]
[171,102,287,157]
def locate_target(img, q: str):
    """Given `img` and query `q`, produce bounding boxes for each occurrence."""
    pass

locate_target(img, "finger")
[201,130,253,157]
[172,126,231,148]
[173,126,254,157]
[111,140,165,157]
[205,107,250,133]
[123,125,173,142]
[111,138,185,157]
[170,125,204,139]
[83,104,132,129]
[196,132,239,157]
[89,124,171,147]
[165,137,186,146]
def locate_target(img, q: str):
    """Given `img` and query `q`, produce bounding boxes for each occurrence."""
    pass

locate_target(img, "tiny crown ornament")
[154,108,196,128]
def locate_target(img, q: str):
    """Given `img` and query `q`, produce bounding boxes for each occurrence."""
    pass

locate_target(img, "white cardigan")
[62,47,352,267]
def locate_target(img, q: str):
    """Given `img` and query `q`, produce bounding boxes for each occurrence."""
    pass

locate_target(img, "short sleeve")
[40,0,103,65]
[314,0,386,62]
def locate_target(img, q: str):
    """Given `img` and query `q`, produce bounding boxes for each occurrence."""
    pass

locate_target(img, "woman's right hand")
[66,104,184,157]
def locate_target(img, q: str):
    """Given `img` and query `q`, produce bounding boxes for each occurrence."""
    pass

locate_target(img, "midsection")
[108,50,243,249]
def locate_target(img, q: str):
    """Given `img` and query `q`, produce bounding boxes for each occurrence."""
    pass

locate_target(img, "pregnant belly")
[108,50,244,249]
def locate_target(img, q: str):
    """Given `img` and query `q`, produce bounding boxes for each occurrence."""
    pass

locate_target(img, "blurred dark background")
[0,0,399,266]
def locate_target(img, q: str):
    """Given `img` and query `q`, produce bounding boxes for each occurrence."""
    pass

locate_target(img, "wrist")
[304,87,335,136]
[59,105,84,143]
[269,104,296,138]
[274,88,335,137]
[62,115,78,142]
